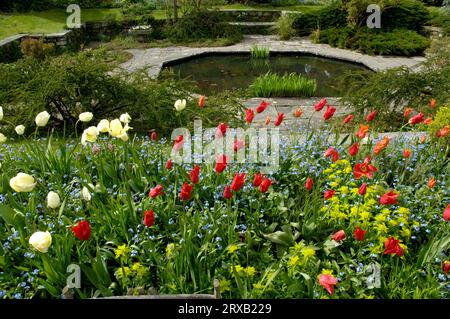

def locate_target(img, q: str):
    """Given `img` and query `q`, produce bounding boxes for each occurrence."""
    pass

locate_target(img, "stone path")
[120,35,426,77]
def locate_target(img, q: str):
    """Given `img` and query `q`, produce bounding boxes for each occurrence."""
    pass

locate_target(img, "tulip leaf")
[263,230,293,246]
[0,204,25,230]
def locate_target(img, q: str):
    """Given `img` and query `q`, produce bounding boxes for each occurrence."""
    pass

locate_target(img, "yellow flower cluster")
[287,241,316,269]
[320,163,415,255]
[230,265,256,277]
[115,244,130,260]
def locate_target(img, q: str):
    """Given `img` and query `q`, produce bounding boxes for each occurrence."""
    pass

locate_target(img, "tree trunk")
[173,0,178,22]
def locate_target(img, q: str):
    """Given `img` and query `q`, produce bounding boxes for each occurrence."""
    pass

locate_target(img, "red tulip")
[265,117,271,125]
[71,220,91,241]
[323,105,336,121]
[259,178,272,193]
[166,159,172,170]
[314,98,327,112]
[428,177,436,189]
[215,155,228,174]
[234,139,245,152]
[443,204,450,221]
[343,114,353,124]
[180,182,192,201]
[245,108,254,123]
[256,100,269,113]
[189,165,200,184]
[443,261,450,275]
[353,161,377,179]
[383,237,404,256]
[216,123,227,138]
[403,108,413,118]
[366,111,377,122]
[305,177,313,191]
[173,135,184,152]
[198,95,205,109]
[380,190,398,205]
[253,173,262,187]
[318,273,337,295]
[356,124,370,139]
[324,189,335,200]
[353,227,366,241]
[358,183,367,196]
[324,147,339,162]
[143,209,155,228]
[151,131,158,141]
[274,113,285,126]
[231,173,246,192]
[430,98,437,108]
[403,149,411,158]
[348,142,359,157]
[409,113,424,125]
[294,107,303,117]
[424,117,433,125]
[332,230,346,242]
[437,126,449,138]
[149,184,163,198]
[223,185,232,199]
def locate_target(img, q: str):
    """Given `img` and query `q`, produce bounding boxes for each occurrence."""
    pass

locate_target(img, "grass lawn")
[0,5,323,40]
[0,8,166,40]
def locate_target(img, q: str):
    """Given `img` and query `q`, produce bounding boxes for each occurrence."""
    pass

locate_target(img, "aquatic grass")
[250,46,270,59]
[250,72,317,97]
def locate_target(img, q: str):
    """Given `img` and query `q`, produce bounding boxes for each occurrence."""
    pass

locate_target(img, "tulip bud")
[47,191,61,209]
[29,231,52,253]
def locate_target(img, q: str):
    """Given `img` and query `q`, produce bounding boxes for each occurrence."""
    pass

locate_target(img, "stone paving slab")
[120,35,426,77]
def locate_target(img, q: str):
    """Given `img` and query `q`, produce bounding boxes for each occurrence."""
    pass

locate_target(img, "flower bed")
[0,98,449,299]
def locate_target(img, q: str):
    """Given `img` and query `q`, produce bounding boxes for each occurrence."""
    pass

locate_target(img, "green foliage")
[428,6,450,36]
[316,27,430,56]
[0,49,244,135]
[250,46,270,59]
[275,13,296,40]
[337,38,450,130]
[163,10,243,44]
[344,0,429,31]
[292,1,348,36]
[250,72,317,97]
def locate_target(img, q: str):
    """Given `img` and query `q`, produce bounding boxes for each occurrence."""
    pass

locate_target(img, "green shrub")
[428,7,450,36]
[163,10,243,44]
[0,49,244,135]
[20,38,55,60]
[250,72,317,97]
[337,37,450,130]
[382,0,429,31]
[275,13,296,40]
[250,46,270,59]
[292,1,348,36]
[317,27,430,56]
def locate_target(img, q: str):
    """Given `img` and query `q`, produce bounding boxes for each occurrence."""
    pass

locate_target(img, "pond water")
[165,53,371,97]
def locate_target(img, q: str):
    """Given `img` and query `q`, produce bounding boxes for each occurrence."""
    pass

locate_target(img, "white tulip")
[79,112,93,122]
[15,125,25,135]
[29,231,52,253]
[81,126,99,146]
[35,111,50,127]
[0,106,3,121]
[97,119,110,133]
[0,133,6,143]
[46,191,61,209]
[119,113,131,124]
[9,173,36,192]
[82,186,92,201]
[174,99,186,112]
